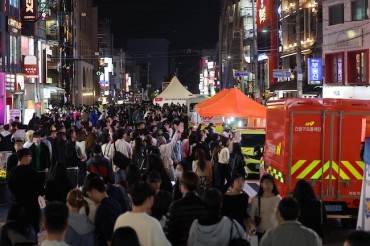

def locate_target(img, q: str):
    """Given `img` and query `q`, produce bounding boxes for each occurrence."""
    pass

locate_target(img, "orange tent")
[195,88,266,118]
[195,89,230,109]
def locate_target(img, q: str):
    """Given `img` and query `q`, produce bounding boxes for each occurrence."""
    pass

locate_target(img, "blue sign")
[308,58,322,85]
[273,70,291,78]
[234,71,249,77]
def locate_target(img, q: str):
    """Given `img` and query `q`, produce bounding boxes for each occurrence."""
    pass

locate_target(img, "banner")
[21,0,38,21]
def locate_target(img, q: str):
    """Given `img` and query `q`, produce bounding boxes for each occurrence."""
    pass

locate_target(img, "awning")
[44,86,65,93]
[268,81,298,92]
[268,81,322,94]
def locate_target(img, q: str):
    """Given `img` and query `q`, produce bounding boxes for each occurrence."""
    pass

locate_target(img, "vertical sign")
[0,73,6,124]
[21,0,38,21]
[38,0,50,20]
[308,58,322,85]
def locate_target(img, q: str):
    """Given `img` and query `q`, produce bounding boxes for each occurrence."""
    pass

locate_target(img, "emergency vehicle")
[263,98,370,215]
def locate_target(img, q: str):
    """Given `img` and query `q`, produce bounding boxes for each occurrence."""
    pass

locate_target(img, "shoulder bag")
[113,142,131,170]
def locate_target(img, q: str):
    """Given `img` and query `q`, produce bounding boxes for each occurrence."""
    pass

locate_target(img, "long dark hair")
[195,148,207,171]
[257,174,279,197]
[232,142,243,156]
[292,179,317,202]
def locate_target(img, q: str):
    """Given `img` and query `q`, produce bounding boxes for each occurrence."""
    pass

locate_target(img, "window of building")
[329,4,344,25]
[325,53,344,84]
[348,50,369,84]
[10,0,18,8]
[352,0,368,21]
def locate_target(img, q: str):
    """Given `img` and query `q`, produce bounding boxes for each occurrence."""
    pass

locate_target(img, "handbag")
[113,142,131,170]
[254,196,262,227]
[228,218,249,246]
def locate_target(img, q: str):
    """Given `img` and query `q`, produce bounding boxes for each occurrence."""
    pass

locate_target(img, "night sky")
[94,0,220,90]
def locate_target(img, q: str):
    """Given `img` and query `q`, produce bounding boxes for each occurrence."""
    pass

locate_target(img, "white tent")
[153,76,194,106]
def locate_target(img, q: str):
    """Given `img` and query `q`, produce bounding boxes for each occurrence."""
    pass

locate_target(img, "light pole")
[252,0,260,100]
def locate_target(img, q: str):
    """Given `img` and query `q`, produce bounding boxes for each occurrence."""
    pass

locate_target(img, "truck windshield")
[240,134,265,147]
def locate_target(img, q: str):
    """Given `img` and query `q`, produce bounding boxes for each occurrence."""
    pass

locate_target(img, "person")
[146,170,172,227]
[29,131,51,186]
[23,130,35,148]
[108,128,132,184]
[85,176,122,246]
[188,189,248,246]
[86,144,114,184]
[192,148,212,193]
[41,201,70,246]
[249,174,281,240]
[6,139,24,182]
[142,154,173,193]
[8,148,44,233]
[0,203,37,245]
[114,182,170,246]
[217,136,231,193]
[65,189,95,246]
[293,179,327,237]
[222,173,250,231]
[259,197,322,246]
[230,142,247,177]
[111,227,140,246]
[343,230,370,246]
[164,171,207,246]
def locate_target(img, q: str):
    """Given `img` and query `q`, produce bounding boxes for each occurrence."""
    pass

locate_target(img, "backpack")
[113,143,132,170]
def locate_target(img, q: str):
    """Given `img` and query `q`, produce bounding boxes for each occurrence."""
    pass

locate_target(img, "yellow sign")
[8,18,22,29]
[305,121,315,127]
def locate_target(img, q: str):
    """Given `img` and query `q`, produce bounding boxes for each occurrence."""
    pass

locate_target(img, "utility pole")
[252,0,260,100]
[240,27,245,93]
[296,0,303,97]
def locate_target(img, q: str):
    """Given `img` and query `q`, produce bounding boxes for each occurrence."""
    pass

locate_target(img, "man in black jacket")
[6,139,24,182]
[29,131,50,186]
[164,171,207,246]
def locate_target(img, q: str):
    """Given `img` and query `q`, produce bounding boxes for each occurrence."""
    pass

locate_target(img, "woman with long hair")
[217,136,231,193]
[192,148,212,193]
[230,142,247,178]
[293,179,327,238]
[65,189,95,246]
[132,137,145,169]
[249,174,281,240]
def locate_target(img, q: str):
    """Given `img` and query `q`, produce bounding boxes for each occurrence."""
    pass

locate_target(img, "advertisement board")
[21,0,38,21]
[308,58,322,85]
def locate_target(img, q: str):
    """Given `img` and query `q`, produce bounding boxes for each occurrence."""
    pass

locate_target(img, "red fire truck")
[263,98,370,215]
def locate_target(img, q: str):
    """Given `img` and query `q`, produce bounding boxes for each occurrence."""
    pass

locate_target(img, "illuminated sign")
[24,55,38,77]
[259,0,266,24]
[308,58,322,85]
[6,74,16,92]
[38,0,50,20]
[8,18,22,29]
[22,0,38,21]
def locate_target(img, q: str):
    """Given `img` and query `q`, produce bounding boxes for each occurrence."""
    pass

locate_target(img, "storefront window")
[325,53,344,84]
[349,51,368,84]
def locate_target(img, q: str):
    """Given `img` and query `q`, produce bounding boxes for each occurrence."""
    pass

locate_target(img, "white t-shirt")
[114,212,170,246]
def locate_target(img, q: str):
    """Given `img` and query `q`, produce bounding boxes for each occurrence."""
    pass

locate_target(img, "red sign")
[256,0,271,30]
[155,98,163,102]
[23,55,38,77]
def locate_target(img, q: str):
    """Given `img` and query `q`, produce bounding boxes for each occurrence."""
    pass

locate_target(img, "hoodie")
[188,216,247,246]
[65,212,95,246]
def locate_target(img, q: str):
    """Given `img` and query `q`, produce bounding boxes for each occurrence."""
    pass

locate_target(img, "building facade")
[323,0,369,87]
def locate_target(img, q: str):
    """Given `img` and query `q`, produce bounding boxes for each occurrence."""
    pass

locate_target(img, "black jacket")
[29,142,51,171]
[164,191,207,246]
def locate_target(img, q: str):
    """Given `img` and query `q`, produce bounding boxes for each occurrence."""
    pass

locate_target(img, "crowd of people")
[0,103,368,246]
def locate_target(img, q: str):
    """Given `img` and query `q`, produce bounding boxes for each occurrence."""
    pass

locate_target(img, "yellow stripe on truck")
[291,160,306,175]
[296,160,320,179]
[342,161,362,180]
[310,161,330,179]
